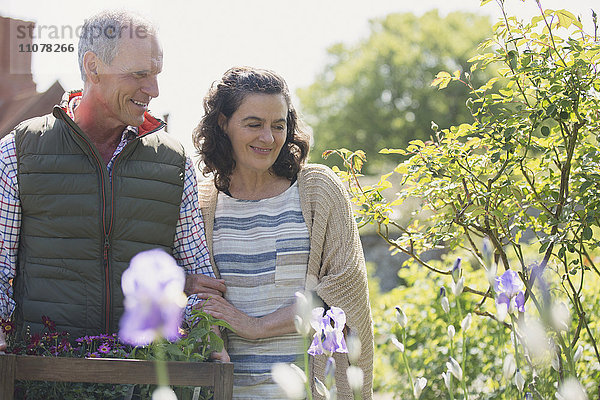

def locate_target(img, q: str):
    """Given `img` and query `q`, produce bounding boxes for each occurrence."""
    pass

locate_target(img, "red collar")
[62,90,163,137]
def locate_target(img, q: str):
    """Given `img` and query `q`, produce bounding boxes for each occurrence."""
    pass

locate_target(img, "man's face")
[94,32,163,128]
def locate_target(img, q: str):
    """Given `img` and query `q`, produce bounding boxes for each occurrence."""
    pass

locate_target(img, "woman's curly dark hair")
[193,66,311,192]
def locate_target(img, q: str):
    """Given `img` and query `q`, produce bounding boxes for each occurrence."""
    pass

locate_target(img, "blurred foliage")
[328,0,600,398]
[367,252,600,399]
[298,10,495,172]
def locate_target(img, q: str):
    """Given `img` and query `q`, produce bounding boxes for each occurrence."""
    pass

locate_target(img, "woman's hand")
[200,296,297,341]
[201,295,261,340]
[210,346,231,363]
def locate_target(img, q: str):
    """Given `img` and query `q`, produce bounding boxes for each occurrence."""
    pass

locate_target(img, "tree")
[328,2,600,397]
[298,10,494,172]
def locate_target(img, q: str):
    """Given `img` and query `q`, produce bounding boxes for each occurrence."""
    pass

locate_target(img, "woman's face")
[221,93,288,176]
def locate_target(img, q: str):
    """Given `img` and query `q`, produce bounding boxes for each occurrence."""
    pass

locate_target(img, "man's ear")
[82,51,101,84]
[218,113,227,134]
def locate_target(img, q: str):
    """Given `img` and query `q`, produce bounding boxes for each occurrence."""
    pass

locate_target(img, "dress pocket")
[274,237,310,288]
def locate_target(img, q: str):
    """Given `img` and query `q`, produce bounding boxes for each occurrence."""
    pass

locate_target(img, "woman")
[192,66,373,399]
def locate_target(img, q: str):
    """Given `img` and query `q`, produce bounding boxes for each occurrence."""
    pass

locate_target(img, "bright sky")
[2,0,597,154]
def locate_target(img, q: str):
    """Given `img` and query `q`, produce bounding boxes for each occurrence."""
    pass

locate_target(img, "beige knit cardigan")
[198,163,374,399]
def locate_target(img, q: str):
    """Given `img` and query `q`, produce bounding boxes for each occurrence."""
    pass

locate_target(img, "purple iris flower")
[495,270,525,314]
[119,249,188,346]
[307,306,348,356]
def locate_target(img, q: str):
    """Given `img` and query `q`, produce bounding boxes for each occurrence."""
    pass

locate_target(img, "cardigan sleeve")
[300,165,374,400]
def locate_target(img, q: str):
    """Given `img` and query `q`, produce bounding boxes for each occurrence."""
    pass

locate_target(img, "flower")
[1,318,15,335]
[29,333,41,347]
[494,270,525,319]
[324,357,336,388]
[314,377,330,399]
[441,296,450,314]
[521,318,552,364]
[271,363,306,399]
[58,338,71,352]
[482,237,493,266]
[503,353,516,380]
[451,258,462,283]
[461,313,472,332]
[551,349,560,372]
[42,315,56,331]
[551,301,571,332]
[390,336,404,352]
[482,238,497,287]
[514,369,525,392]
[98,342,111,354]
[556,377,588,400]
[439,286,447,297]
[346,365,364,392]
[294,315,310,336]
[346,331,362,364]
[307,306,348,356]
[441,371,452,391]
[573,345,583,363]
[485,261,498,288]
[395,306,408,328]
[529,262,551,305]
[452,277,465,297]
[119,249,188,346]
[151,386,178,400]
[294,291,313,336]
[413,377,427,399]
[446,357,463,381]
[447,325,455,341]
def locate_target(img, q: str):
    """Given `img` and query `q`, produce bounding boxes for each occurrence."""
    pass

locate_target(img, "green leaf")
[556,10,576,29]
[394,164,409,174]
[380,148,406,155]
[580,180,593,192]
[431,71,452,89]
[582,226,593,240]
[541,126,550,136]
[208,331,224,352]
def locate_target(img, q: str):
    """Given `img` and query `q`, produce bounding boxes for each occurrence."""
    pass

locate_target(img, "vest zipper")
[57,110,113,334]
[103,234,111,332]
[104,121,166,332]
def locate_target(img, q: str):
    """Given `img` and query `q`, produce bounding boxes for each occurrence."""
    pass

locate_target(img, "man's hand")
[184,274,226,297]
[0,330,6,354]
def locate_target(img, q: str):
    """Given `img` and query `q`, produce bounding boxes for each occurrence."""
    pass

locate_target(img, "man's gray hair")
[78,10,157,82]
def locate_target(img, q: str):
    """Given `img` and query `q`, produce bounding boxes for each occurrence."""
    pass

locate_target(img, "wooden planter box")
[0,354,233,400]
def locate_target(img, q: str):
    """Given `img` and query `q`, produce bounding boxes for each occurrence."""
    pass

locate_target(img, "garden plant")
[2,249,229,400]
[326,0,600,398]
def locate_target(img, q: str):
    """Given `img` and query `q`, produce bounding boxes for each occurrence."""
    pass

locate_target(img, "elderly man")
[0,10,225,350]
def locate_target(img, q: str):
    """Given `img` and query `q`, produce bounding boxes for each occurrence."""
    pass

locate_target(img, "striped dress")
[212,182,308,399]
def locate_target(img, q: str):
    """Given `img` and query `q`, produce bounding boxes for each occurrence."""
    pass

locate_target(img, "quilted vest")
[12,105,185,338]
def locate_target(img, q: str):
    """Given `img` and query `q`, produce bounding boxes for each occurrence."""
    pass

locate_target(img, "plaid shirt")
[0,97,213,324]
